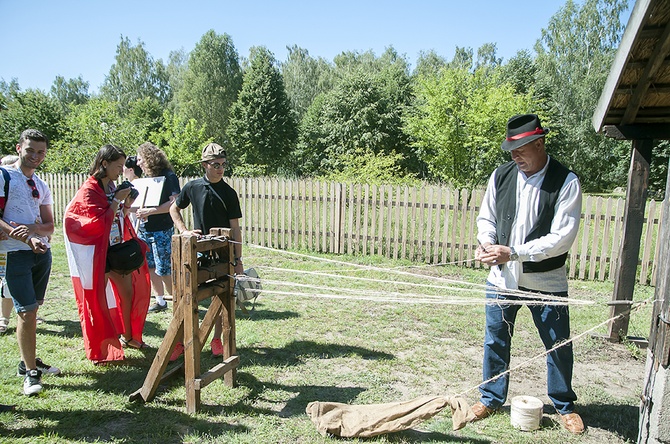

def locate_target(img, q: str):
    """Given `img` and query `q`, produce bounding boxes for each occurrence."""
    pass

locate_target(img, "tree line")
[0,0,667,195]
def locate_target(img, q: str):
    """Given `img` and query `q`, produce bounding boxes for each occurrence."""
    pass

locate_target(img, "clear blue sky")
[0,0,627,94]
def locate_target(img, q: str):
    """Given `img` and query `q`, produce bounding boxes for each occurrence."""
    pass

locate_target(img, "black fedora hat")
[501,114,549,151]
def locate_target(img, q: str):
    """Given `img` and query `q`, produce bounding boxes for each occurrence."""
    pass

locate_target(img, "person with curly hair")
[135,142,181,313]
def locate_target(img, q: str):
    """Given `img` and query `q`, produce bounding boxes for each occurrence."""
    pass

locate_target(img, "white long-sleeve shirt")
[476,156,582,292]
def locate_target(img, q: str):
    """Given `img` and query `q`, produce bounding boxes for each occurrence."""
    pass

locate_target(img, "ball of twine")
[510,395,543,431]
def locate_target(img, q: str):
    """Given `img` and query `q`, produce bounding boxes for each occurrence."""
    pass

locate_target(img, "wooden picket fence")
[46,174,663,285]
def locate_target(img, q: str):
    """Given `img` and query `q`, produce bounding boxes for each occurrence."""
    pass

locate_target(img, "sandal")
[119,337,149,349]
[0,317,8,334]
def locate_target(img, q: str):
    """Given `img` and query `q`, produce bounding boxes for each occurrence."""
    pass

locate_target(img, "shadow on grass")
[242,339,394,368]
[401,429,492,443]
[0,405,247,444]
[578,402,639,442]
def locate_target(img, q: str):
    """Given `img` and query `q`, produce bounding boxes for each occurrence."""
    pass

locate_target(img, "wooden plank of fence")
[321,181,328,253]
[467,190,478,267]
[449,189,458,263]
[278,179,285,249]
[263,179,270,247]
[384,185,392,258]
[640,199,656,285]
[442,190,450,264]
[425,187,434,262]
[598,198,614,281]
[458,189,469,265]
[346,184,354,255]
[609,198,624,281]
[336,183,344,254]
[408,187,417,260]
[393,186,401,260]
[578,195,592,280]
[652,203,664,286]
[302,180,315,251]
[243,180,253,242]
[379,185,386,257]
[401,187,409,260]
[432,187,442,264]
[254,179,261,245]
[414,186,424,262]
[369,184,378,256]
[268,179,275,247]
[588,198,602,281]
[360,184,369,256]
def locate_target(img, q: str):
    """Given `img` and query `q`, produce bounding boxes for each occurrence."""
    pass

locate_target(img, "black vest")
[494,158,571,273]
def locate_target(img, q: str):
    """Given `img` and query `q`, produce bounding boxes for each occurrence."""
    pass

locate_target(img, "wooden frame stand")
[130,228,239,413]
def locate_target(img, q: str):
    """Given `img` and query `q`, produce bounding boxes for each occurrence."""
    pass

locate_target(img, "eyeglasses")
[26,179,40,199]
[207,161,228,169]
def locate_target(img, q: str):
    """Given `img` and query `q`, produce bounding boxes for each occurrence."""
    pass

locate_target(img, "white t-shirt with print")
[0,166,53,252]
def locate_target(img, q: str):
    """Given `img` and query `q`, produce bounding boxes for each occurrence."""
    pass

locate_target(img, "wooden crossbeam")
[129,229,239,413]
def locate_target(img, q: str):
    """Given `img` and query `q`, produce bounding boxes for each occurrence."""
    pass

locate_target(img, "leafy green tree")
[50,75,90,110]
[227,46,297,176]
[534,0,630,192]
[298,47,417,179]
[175,30,242,148]
[475,43,502,70]
[297,67,412,178]
[321,147,416,185]
[413,50,447,78]
[100,36,171,110]
[0,87,64,156]
[448,47,474,70]
[500,50,537,95]
[165,49,189,111]
[404,66,535,188]
[150,110,209,176]
[281,45,334,122]
[48,98,156,173]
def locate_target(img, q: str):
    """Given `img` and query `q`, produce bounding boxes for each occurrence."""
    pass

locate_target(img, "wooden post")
[608,138,653,341]
[183,234,201,413]
[130,229,239,412]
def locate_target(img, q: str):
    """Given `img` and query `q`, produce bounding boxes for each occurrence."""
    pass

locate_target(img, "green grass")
[0,232,653,443]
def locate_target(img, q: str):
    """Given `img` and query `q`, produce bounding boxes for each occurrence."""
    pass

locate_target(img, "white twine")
[256,265,594,306]
[246,244,598,305]
[455,297,655,398]
[510,395,543,431]
[226,243,652,402]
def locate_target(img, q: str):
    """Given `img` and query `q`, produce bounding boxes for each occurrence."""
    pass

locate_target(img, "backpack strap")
[0,167,10,218]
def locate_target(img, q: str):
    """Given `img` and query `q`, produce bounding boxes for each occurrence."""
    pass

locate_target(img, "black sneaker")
[148,301,168,313]
[18,358,61,376]
[23,369,42,396]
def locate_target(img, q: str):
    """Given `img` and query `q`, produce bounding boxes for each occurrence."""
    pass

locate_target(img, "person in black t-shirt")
[169,142,243,360]
[135,143,181,313]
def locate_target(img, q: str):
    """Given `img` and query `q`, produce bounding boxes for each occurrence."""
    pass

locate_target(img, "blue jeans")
[480,282,577,414]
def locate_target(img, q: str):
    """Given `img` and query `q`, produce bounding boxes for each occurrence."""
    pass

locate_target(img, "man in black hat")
[472,114,585,434]
[169,142,244,360]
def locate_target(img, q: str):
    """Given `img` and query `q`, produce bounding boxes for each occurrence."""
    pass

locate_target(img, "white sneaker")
[23,369,43,396]
[18,358,61,376]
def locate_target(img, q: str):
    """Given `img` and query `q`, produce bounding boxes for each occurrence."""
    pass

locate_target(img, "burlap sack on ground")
[305,395,474,438]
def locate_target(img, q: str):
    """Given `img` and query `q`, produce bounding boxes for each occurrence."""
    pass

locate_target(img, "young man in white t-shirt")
[0,129,59,396]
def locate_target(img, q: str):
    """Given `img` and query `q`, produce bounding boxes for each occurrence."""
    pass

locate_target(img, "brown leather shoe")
[470,401,496,422]
[560,412,585,434]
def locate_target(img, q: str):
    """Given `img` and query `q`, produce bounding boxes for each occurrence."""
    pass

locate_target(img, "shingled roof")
[593,0,670,140]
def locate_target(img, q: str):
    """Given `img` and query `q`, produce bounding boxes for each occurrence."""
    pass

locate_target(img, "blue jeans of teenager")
[479,282,577,414]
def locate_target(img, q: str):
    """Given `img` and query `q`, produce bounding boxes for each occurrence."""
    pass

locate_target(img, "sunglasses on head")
[26,179,39,199]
